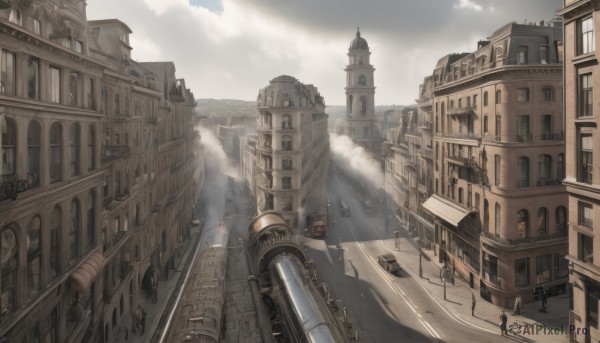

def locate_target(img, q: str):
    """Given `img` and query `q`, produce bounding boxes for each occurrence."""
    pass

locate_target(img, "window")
[517,88,529,102]
[360,96,367,114]
[494,203,500,235]
[517,115,530,141]
[587,281,600,329]
[483,200,489,231]
[282,177,291,189]
[88,126,95,171]
[87,191,95,247]
[114,93,120,115]
[517,157,530,187]
[74,41,83,53]
[541,115,553,140]
[483,115,488,134]
[347,95,353,113]
[281,114,292,129]
[483,252,498,285]
[540,45,548,64]
[579,201,593,227]
[517,209,530,238]
[494,155,500,186]
[557,154,565,181]
[1,49,15,94]
[100,86,107,114]
[84,77,95,110]
[69,200,80,263]
[517,46,528,64]
[69,72,79,106]
[50,207,61,278]
[495,115,501,139]
[495,90,501,104]
[1,118,16,175]
[554,253,568,279]
[542,87,554,102]
[48,66,61,103]
[580,16,595,55]
[580,134,593,183]
[536,254,552,284]
[580,73,593,117]
[473,94,478,108]
[579,233,594,263]
[50,122,62,183]
[537,207,548,237]
[31,18,40,35]
[27,121,41,187]
[27,216,41,301]
[358,74,366,86]
[0,227,17,319]
[515,257,529,287]
[538,154,552,181]
[282,135,292,150]
[282,157,292,170]
[458,187,463,203]
[27,57,39,99]
[69,124,80,177]
[8,8,21,25]
[483,91,488,106]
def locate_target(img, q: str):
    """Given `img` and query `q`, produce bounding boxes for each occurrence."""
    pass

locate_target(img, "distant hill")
[195,99,407,118]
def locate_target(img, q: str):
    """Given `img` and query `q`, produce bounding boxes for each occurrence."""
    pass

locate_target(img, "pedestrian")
[151,280,158,304]
[541,288,548,313]
[134,305,143,333]
[471,294,476,316]
[500,311,508,335]
[140,308,147,335]
[514,295,522,315]
[394,231,400,250]
[451,265,456,285]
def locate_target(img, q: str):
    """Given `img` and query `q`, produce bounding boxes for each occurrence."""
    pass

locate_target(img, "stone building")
[0,2,202,342]
[344,29,381,154]
[561,1,600,341]
[250,75,330,227]
[419,17,567,307]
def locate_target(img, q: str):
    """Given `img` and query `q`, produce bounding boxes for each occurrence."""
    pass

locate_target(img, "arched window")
[27,121,41,187]
[458,187,464,203]
[495,203,501,235]
[0,226,18,319]
[348,95,353,114]
[49,122,62,183]
[538,154,552,181]
[537,207,548,237]
[473,94,478,108]
[360,96,367,115]
[484,199,490,232]
[517,156,530,187]
[87,191,95,247]
[282,136,292,151]
[358,74,366,86]
[281,114,292,129]
[483,91,488,106]
[517,209,530,238]
[557,154,565,181]
[50,206,61,278]
[495,90,501,104]
[1,117,16,175]
[27,215,41,300]
[69,200,80,263]
[88,125,95,171]
[69,123,80,177]
[556,206,567,234]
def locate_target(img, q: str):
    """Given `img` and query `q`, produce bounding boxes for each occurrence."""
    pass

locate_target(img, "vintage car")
[377,253,401,274]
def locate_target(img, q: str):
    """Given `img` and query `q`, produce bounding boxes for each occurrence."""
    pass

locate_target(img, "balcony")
[536,178,562,187]
[447,105,476,116]
[539,132,563,141]
[481,230,567,247]
[0,173,36,201]
[482,134,534,143]
[437,132,479,141]
[101,145,131,161]
[516,179,530,188]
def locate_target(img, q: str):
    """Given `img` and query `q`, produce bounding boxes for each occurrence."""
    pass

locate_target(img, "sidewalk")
[391,222,569,343]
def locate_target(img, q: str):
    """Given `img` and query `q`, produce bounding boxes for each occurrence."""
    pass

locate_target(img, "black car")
[377,254,401,274]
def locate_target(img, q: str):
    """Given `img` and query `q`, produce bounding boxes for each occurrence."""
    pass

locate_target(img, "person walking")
[514,295,522,315]
[500,311,508,335]
[541,288,548,313]
[394,231,400,250]
[471,294,476,316]
[140,308,147,335]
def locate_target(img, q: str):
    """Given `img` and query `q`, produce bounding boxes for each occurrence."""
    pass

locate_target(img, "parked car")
[377,253,401,274]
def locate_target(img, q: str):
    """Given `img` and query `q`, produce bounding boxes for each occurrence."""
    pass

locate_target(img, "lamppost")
[419,246,423,278]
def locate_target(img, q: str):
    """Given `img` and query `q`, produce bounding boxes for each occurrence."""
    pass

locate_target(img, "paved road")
[302,172,504,343]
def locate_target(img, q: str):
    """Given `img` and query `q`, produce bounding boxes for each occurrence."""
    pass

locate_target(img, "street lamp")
[419,246,423,278]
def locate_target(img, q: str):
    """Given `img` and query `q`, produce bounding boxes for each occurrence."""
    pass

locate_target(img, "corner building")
[423,17,568,307]
[253,75,330,227]
[562,1,600,341]
[0,2,202,342]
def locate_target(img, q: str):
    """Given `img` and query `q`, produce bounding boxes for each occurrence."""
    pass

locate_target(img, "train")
[247,212,354,342]
[160,223,229,343]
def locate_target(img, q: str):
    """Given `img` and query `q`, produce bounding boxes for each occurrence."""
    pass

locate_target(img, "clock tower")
[345,28,378,151]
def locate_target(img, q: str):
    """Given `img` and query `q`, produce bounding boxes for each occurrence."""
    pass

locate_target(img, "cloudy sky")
[87,0,563,106]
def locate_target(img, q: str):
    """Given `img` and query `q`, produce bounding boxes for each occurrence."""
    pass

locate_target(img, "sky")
[86,0,563,106]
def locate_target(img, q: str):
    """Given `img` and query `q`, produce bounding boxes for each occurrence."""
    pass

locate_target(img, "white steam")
[330,133,383,188]
[196,125,238,179]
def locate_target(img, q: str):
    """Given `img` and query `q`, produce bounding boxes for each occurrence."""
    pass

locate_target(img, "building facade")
[419,18,568,307]
[251,75,330,227]
[561,1,600,341]
[0,2,202,342]
[345,29,381,153]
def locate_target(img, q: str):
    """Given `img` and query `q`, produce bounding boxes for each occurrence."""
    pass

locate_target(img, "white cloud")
[454,0,484,11]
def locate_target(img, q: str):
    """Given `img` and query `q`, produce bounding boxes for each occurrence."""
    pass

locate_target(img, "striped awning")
[423,195,470,227]
[71,250,104,294]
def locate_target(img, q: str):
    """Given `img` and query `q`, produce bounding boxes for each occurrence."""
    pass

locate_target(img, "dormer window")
[32,18,40,35]
[9,9,21,26]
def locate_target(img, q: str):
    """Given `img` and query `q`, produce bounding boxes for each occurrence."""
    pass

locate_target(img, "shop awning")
[422,195,470,227]
[71,250,104,294]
